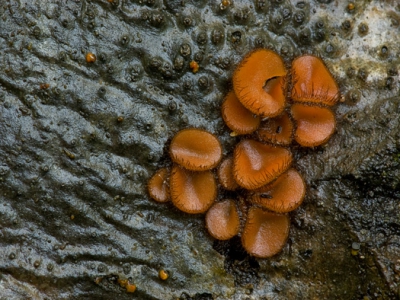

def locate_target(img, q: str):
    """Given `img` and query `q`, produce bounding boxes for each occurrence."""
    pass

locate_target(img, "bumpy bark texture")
[0,0,399,299]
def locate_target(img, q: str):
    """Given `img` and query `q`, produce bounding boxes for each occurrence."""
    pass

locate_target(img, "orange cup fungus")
[148,49,340,259]
[147,168,170,203]
[170,165,217,214]
[169,128,222,171]
[205,199,240,240]
[217,157,239,191]
[291,103,336,147]
[233,139,292,190]
[233,49,287,118]
[291,55,339,106]
[221,91,260,135]
[118,278,136,293]
[241,207,290,258]
[256,112,294,146]
[249,168,306,213]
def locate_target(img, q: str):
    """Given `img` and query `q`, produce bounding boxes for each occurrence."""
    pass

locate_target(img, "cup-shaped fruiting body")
[241,207,290,258]
[249,168,305,213]
[170,129,222,171]
[233,139,292,190]
[233,49,287,118]
[170,165,217,214]
[291,103,336,147]
[221,91,260,135]
[205,199,240,240]
[217,157,239,191]
[291,55,339,106]
[257,112,294,146]
[148,168,170,203]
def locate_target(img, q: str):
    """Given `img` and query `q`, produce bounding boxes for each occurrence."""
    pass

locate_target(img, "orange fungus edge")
[190,60,199,73]
[169,128,222,171]
[233,49,287,117]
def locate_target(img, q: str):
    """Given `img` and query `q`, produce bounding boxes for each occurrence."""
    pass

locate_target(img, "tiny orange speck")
[94,277,102,284]
[86,52,96,63]
[190,60,199,73]
[125,282,136,293]
[159,269,169,280]
[118,278,128,287]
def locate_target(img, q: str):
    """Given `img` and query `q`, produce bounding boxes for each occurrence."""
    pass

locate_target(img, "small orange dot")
[86,52,96,63]
[94,277,102,284]
[40,83,50,89]
[190,60,199,73]
[118,278,128,287]
[159,269,169,280]
[70,214,75,220]
[125,282,136,293]
[117,116,124,122]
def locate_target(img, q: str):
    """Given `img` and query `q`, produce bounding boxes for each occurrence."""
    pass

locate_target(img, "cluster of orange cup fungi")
[148,49,339,258]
